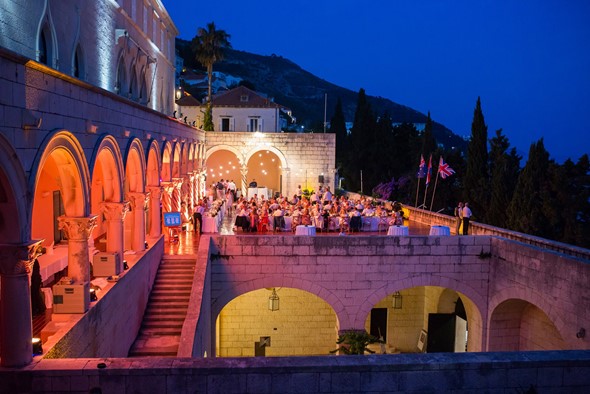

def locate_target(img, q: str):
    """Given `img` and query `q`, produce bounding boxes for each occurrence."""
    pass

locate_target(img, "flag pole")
[422,184,429,209]
[430,170,440,211]
[414,177,421,207]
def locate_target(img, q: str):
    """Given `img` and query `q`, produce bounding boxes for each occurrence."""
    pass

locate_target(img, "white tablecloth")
[295,225,316,236]
[387,225,409,236]
[429,225,450,236]
[202,212,223,233]
[37,246,69,282]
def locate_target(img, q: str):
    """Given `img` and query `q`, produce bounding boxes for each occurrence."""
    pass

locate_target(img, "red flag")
[425,155,432,186]
[438,156,455,179]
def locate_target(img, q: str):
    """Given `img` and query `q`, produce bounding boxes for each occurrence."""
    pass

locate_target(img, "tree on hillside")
[421,112,437,158]
[507,139,551,237]
[329,98,348,169]
[485,129,521,226]
[463,97,490,216]
[345,88,376,193]
[192,22,231,130]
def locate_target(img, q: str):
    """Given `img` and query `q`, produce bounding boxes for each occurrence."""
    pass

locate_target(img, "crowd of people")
[231,184,406,234]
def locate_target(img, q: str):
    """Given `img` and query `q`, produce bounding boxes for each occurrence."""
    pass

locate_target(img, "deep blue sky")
[164,0,590,163]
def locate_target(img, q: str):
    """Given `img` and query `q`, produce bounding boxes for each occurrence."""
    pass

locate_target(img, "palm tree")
[191,22,231,106]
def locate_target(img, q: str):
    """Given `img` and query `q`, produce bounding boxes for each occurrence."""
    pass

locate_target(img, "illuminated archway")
[245,149,282,195]
[31,131,91,247]
[488,299,567,351]
[123,138,146,250]
[0,134,28,244]
[216,287,338,357]
[205,150,241,189]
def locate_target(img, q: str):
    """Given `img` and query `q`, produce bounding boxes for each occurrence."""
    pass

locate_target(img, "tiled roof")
[175,95,201,106]
[211,86,282,108]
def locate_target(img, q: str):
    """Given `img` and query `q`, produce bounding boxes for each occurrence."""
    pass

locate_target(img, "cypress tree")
[329,98,348,168]
[486,129,521,226]
[507,139,551,236]
[345,88,375,192]
[421,111,437,157]
[463,97,489,217]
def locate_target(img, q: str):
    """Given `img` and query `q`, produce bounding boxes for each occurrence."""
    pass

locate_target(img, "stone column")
[188,172,196,209]
[160,182,174,213]
[172,178,183,212]
[240,165,248,197]
[282,167,291,198]
[128,192,148,252]
[58,216,98,283]
[147,186,162,238]
[0,240,43,367]
[99,202,130,270]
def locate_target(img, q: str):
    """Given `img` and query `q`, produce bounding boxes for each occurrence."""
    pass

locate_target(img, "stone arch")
[30,130,91,218]
[187,143,195,173]
[355,276,486,351]
[123,138,146,193]
[145,139,161,187]
[0,134,29,243]
[171,142,181,178]
[29,130,91,250]
[160,141,173,182]
[88,135,125,239]
[244,145,288,170]
[205,144,245,165]
[488,286,570,350]
[212,276,347,332]
[180,142,189,176]
[115,50,128,96]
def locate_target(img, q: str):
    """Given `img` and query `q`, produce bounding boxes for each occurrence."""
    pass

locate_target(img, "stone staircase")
[128,255,196,357]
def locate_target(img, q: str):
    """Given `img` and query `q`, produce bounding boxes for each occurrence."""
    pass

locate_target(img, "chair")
[291,215,301,232]
[339,216,350,234]
[328,216,339,232]
[362,217,373,232]
[377,216,389,234]
[313,215,325,233]
[273,216,285,233]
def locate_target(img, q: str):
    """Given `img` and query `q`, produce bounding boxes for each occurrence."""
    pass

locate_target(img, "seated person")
[249,179,258,188]
[236,206,250,231]
[272,207,285,232]
[249,210,259,232]
[349,208,362,232]
[301,209,312,226]
[258,209,270,232]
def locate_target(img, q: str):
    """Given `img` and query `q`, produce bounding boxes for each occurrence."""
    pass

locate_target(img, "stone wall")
[42,237,163,358]
[204,132,336,197]
[1,351,589,393]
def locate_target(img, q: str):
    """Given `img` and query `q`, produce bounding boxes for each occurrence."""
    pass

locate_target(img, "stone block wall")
[1,351,589,393]
[204,132,336,196]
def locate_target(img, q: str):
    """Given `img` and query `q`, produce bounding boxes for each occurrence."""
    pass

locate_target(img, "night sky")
[163,0,590,163]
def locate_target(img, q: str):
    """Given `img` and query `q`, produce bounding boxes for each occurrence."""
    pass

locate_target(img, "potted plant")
[330,330,383,355]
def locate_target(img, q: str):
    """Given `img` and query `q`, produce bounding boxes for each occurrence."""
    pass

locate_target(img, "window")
[248,118,260,132]
[240,95,249,102]
[115,57,127,95]
[221,118,231,131]
[73,44,84,80]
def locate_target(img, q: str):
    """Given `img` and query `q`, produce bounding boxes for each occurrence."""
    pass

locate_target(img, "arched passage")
[0,135,28,244]
[245,149,283,197]
[205,149,241,193]
[123,138,146,251]
[216,287,339,357]
[31,131,91,247]
[488,299,567,351]
[363,286,481,354]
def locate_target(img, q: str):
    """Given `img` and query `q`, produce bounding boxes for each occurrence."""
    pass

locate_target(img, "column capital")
[58,215,98,241]
[147,186,162,199]
[128,192,149,210]
[0,240,44,276]
[100,201,130,221]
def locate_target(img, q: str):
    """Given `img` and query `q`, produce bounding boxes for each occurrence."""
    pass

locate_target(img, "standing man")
[462,202,472,235]
[454,202,464,235]
[193,200,205,234]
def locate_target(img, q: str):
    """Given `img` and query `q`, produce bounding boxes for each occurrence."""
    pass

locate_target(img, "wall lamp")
[393,291,403,309]
[577,328,586,339]
[268,288,279,311]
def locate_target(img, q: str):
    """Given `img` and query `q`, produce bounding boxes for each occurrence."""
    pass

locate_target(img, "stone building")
[0,1,589,392]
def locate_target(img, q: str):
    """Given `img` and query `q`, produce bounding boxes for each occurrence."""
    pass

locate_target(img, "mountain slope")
[178,39,467,151]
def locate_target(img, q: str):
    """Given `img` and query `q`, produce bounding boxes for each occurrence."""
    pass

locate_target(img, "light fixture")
[268,288,279,311]
[89,288,98,302]
[393,291,403,309]
[577,328,586,339]
[32,337,43,355]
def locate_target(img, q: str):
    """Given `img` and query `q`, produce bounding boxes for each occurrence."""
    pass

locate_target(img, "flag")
[425,155,432,186]
[438,156,456,179]
[417,155,426,178]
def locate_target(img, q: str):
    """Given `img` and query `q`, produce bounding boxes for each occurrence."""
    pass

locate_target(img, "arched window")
[73,44,85,80]
[37,23,54,66]
[115,56,127,95]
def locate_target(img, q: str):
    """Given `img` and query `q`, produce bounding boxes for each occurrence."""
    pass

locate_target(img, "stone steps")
[128,258,196,357]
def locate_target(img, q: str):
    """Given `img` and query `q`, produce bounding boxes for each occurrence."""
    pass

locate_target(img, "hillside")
[177,39,467,151]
